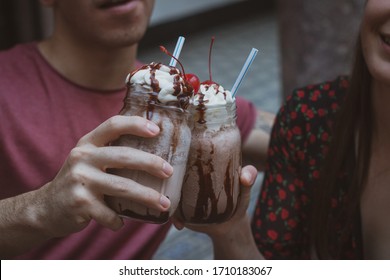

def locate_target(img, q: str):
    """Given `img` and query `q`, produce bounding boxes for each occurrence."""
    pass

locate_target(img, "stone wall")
[277,0,365,98]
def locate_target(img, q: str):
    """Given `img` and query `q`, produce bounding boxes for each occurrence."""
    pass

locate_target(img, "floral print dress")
[251,76,363,259]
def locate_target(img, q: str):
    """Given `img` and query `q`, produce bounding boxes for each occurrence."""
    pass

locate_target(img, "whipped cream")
[126,62,191,104]
[192,83,234,106]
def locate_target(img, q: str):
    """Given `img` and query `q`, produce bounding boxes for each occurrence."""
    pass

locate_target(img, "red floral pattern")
[251,76,363,259]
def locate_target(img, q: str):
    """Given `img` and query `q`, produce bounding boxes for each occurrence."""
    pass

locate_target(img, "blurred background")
[0,0,365,259]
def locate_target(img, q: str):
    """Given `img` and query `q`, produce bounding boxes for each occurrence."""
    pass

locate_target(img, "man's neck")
[38,35,138,91]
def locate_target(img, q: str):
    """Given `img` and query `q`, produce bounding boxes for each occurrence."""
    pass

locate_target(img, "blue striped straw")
[231,48,259,97]
[169,36,186,67]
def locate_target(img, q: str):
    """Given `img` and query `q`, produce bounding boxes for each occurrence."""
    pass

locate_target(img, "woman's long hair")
[312,34,372,259]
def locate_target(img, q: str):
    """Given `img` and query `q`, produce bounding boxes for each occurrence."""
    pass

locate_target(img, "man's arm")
[0,116,172,259]
[0,189,53,258]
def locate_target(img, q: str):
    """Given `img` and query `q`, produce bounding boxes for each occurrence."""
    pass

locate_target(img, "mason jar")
[105,85,192,224]
[176,101,242,224]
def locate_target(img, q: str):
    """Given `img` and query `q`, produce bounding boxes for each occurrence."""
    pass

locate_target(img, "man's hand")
[0,115,173,257]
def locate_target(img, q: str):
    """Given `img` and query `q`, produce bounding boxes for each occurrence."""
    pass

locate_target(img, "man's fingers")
[89,146,173,178]
[79,115,160,146]
[87,171,171,212]
[89,201,124,231]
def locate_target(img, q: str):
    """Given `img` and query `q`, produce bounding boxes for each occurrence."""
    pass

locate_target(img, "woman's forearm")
[211,215,264,260]
[242,110,275,171]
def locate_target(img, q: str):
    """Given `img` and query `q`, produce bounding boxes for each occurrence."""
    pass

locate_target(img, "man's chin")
[94,32,145,49]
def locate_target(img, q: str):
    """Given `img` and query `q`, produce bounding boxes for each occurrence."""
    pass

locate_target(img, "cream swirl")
[126,62,191,105]
[192,83,234,106]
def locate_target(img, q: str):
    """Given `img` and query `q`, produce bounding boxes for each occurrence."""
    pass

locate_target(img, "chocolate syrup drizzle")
[128,62,193,111]
[125,62,190,159]
[118,203,169,224]
[195,92,208,124]
[178,93,240,224]
[179,143,235,224]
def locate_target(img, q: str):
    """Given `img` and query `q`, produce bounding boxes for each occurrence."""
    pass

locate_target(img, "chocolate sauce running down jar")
[177,101,242,224]
[105,84,192,224]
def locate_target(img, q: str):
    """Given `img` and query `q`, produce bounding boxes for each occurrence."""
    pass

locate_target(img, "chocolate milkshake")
[105,62,194,224]
[177,83,242,224]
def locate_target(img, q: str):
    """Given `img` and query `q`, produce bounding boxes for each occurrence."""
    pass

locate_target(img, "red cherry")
[185,73,200,93]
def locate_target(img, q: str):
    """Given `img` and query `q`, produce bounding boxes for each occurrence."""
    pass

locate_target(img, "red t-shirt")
[0,42,256,259]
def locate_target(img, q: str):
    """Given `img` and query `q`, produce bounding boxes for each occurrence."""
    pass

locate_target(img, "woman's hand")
[172,165,263,259]
[172,165,257,236]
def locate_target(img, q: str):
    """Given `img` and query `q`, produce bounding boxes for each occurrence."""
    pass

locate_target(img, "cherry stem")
[208,36,215,82]
[160,46,186,79]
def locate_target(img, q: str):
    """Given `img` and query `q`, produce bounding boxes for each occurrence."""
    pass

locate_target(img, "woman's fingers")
[171,217,185,231]
[171,165,258,234]
[240,165,258,187]
[236,165,258,216]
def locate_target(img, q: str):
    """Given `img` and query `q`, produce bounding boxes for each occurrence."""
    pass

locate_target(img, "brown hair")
[312,34,372,259]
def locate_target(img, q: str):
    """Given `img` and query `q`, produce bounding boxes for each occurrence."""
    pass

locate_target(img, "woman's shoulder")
[278,76,349,124]
[287,76,349,110]
[270,76,349,158]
